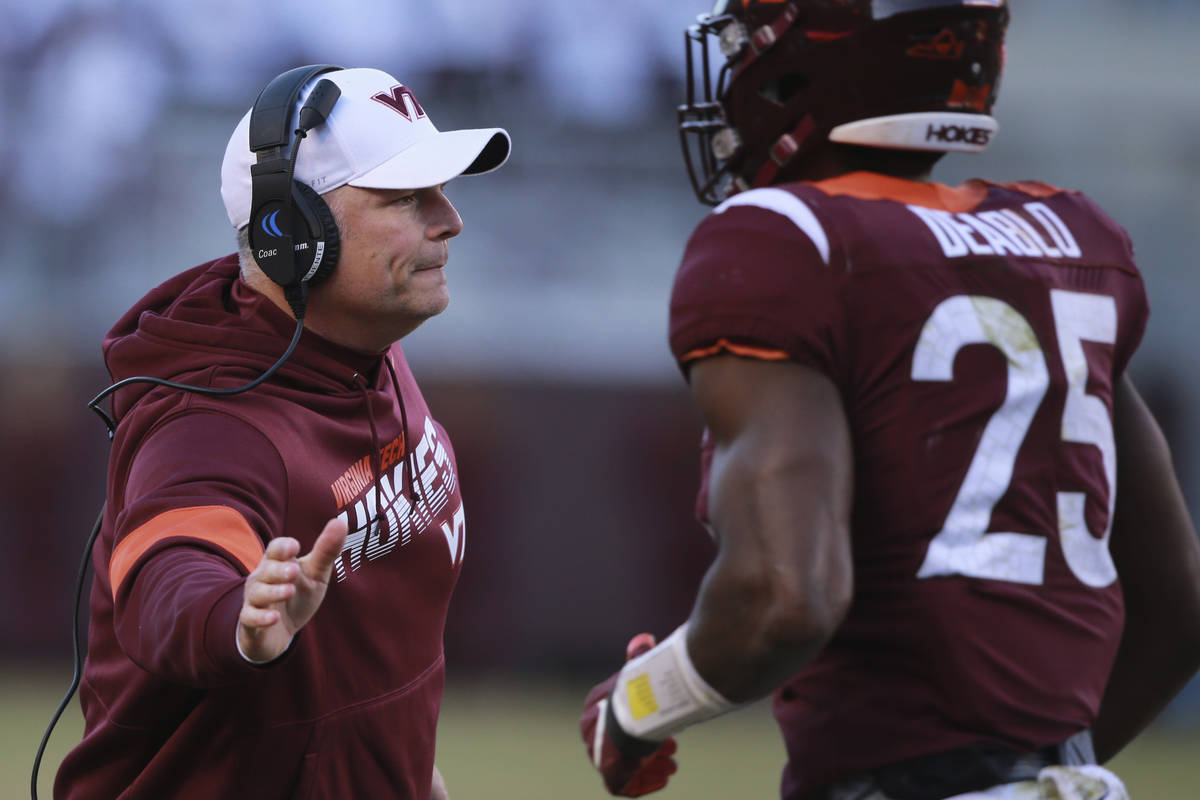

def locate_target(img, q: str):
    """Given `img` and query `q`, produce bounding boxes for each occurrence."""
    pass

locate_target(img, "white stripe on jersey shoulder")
[713,188,830,265]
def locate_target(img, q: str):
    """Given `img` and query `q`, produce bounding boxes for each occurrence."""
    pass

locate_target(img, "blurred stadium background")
[3,0,1200,797]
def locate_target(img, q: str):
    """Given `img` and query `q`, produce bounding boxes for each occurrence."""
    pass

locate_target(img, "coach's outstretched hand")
[237,517,349,663]
[581,634,679,797]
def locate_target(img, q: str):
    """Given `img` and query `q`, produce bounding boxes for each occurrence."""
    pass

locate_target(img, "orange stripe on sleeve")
[110,506,265,599]
[681,338,790,364]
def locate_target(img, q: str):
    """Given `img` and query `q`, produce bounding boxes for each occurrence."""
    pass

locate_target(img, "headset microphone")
[298,78,340,132]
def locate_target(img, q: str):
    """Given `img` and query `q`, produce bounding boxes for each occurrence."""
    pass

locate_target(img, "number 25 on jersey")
[912,289,1117,588]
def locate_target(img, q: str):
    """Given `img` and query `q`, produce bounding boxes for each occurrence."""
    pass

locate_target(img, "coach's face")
[308,183,463,351]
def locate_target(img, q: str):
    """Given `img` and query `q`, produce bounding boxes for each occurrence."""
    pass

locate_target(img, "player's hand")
[237,517,348,663]
[580,633,678,796]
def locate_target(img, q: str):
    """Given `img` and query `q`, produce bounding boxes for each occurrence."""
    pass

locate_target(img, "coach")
[55,65,509,800]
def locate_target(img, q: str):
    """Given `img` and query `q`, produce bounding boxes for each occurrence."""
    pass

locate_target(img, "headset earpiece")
[292,182,339,286]
[246,64,343,299]
[249,181,339,287]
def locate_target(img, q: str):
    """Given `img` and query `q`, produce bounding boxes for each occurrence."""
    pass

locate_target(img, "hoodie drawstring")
[352,373,388,534]
[351,357,421,538]
[383,355,422,506]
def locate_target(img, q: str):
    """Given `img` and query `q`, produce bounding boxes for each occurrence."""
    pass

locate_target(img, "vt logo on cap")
[371,85,427,122]
[220,67,511,231]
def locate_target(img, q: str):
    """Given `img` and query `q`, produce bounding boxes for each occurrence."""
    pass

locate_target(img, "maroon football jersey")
[669,172,1148,798]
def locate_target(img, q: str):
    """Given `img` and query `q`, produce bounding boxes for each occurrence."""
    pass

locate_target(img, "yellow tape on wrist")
[609,623,735,741]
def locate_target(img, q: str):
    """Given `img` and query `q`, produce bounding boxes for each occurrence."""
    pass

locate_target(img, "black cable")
[87,287,307,437]
[31,503,104,800]
[35,287,308,798]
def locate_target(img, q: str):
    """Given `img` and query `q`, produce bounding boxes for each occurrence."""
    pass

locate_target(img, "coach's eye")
[384,191,416,207]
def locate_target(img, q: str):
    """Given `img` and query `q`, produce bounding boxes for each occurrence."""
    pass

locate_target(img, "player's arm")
[580,355,852,795]
[581,198,848,796]
[1091,374,1200,761]
[683,354,854,700]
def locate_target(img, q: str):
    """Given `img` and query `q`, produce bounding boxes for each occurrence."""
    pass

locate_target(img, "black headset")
[248,64,345,315]
[32,66,347,800]
[82,64,347,436]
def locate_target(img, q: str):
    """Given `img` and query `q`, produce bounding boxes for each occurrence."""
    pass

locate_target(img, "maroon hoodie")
[56,256,466,799]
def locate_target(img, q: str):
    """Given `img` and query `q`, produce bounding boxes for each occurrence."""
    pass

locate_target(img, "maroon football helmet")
[679,0,1010,205]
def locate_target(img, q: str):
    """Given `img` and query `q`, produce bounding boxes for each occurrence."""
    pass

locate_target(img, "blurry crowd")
[0,0,699,226]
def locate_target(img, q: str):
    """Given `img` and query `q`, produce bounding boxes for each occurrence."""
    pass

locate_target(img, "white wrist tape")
[609,624,735,741]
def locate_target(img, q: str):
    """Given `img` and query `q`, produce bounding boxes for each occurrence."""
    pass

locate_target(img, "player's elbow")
[690,545,852,702]
[762,561,852,655]
[761,521,854,657]
[727,551,852,669]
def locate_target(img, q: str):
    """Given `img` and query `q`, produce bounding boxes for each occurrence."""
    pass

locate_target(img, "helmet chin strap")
[829,112,999,153]
[750,115,817,189]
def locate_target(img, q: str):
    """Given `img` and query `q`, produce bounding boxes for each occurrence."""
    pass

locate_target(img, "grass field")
[7,665,1199,799]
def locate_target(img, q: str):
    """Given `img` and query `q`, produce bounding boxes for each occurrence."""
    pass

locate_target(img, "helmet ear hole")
[759,74,810,105]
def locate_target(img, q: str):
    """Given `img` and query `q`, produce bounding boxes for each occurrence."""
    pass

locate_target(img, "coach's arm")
[684,355,854,702]
[1092,375,1200,761]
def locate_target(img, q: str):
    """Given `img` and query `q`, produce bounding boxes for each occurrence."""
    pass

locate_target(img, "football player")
[580,1,1200,798]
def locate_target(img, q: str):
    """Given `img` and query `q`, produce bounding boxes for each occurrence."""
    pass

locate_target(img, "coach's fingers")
[243,580,296,609]
[263,536,301,562]
[239,605,280,629]
[299,517,349,582]
[249,558,300,587]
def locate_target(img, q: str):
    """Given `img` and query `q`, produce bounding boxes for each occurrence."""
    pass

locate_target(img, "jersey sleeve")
[110,410,288,684]
[1113,265,1149,382]
[1071,191,1150,379]
[668,189,840,377]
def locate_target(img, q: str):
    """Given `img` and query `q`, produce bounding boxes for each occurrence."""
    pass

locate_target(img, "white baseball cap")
[220,67,510,229]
